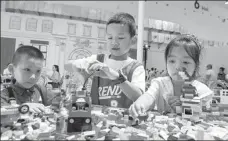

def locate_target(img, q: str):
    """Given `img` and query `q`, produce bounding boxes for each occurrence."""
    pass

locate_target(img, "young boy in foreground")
[1,46,54,113]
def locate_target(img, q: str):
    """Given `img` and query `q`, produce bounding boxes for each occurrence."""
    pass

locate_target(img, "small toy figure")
[75,98,87,110]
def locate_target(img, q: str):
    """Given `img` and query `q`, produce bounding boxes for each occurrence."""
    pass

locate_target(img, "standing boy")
[65,12,145,108]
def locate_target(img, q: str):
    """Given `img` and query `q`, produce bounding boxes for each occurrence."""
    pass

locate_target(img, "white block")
[159,130,169,140]
[82,130,96,136]
[66,135,75,140]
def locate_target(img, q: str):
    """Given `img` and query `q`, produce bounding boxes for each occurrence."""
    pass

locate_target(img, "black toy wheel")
[18,104,30,114]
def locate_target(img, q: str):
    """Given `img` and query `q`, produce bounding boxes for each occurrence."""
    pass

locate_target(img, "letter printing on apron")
[90,54,142,108]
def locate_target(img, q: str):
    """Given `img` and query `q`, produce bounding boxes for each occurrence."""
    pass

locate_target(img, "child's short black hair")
[106,12,136,37]
[12,45,44,66]
[220,67,225,72]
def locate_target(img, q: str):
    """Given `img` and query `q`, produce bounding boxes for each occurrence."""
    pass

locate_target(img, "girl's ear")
[8,64,14,75]
[131,35,137,45]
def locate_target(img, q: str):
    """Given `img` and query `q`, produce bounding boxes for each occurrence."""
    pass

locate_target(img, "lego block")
[176,106,182,114]
[108,113,118,121]
[82,130,96,136]
[183,94,195,99]
[167,135,178,141]
[159,130,169,140]
[130,133,149,140]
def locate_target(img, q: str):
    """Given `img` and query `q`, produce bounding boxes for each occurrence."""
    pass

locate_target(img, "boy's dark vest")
[90,54,142,108]
[6,84,48,106]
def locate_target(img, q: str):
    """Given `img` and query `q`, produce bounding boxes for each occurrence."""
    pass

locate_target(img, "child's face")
[219,68,223,73]
[166,47,196,81]
[11,56,43,88]
[106,23,135,57]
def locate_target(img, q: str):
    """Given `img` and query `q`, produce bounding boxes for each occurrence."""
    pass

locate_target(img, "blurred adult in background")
[205,64,217,89]
[217,67,226,81]
[47,65,61,88]
[216,67,228,89]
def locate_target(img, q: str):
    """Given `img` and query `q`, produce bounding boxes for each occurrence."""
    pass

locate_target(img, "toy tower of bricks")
[1,102,20,126]
[178,68,203,121]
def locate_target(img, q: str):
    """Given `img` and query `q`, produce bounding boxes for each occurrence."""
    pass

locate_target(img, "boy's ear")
[8,64,14,74]
[131,35,137,45]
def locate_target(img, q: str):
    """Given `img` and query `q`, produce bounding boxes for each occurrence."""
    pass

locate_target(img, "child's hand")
[167,96,181,110]
[88,61,119,80]
[129,102,145,118]
[23,103,45,113]
[63,93,72,106]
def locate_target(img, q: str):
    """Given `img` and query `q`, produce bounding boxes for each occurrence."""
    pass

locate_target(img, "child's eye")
[24,68,30,71]
[168,60,175,63]
[107,37,112,40]
[37,70,41,73]
[118,37,124,39]
[183,61,191,65]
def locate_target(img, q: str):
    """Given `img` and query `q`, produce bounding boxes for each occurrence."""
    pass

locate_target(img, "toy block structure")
[218,89,228,115]
[178,68,203,121]
[220,89,228,104]
[1,102,30,126]
[210,88,228,113]
[67,90,92,133]
[1,105,20,126]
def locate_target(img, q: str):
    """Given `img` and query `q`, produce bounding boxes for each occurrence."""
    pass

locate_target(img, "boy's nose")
[110,38,119,44]
[111,42,119,48]
[30,74,36,79]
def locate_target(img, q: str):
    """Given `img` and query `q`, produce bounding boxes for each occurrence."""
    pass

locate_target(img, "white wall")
[47,1,228,42]
[1,11,108,75]
[47,1,228,74]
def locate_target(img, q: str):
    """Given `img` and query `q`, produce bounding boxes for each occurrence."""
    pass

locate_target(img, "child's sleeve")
[135,79,160,111]
[131,65,146,93]
[193,80,213,107]
[64,55,97,73]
